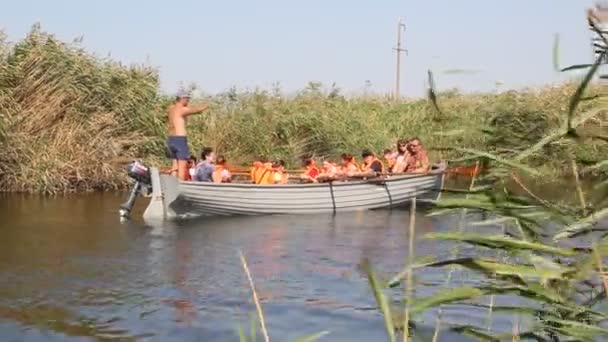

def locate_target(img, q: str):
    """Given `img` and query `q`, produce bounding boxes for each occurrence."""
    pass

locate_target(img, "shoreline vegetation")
[1,25,607,193]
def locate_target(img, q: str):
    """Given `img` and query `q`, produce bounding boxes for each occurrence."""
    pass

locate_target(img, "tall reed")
[0,24,161,193]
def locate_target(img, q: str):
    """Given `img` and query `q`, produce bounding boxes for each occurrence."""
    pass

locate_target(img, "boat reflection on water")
[146,221,198,327]
[166,237,198,327]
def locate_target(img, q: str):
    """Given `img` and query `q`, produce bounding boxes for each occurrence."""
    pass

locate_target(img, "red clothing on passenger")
[306,167,320,179]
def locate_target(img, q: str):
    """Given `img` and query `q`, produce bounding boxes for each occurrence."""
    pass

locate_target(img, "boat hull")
[143,168,445,220]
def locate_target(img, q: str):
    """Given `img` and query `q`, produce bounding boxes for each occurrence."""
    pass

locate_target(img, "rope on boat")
[328,181,337,215]
[383,182,394,208]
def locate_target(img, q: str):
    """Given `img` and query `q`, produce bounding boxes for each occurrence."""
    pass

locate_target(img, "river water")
[0,192,554,341]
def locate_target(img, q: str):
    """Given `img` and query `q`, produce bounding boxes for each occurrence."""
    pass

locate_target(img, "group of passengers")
[186,147,233,183]
[186,137,429,184]
[294,137,430,184]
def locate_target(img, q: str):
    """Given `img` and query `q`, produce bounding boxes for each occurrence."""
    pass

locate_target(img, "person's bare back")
[166,91,210,180]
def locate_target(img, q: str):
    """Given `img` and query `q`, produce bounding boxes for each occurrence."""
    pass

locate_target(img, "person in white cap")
[167,90,209,180]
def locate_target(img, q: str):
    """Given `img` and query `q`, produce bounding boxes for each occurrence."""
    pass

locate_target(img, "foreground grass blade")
[435,197,535,211]
[571,159,587,213]
[409,287,483,315]
[239,326,247,342]
[561,64,595,72]
[567,49,605,131]
[514,107,605,162]
[471,304,559,320]
[425,232,577,256]
[403,198,417,342]
[554,207,608,240]
[362,260,396,342]
[479,284,565,305]
[593,244,608,298]
[450,148,541,176]
[451,326,501,342]
[251,313,258,342]
[427,69,442,116]
[417,258,571,281]
[546,318,608,336]
[391,258,571,288]
[295,331,330,342]
[237,313,259,342]
[239,251,269,342]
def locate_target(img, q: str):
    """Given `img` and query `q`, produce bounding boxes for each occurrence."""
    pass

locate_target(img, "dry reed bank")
[0,26,606,193]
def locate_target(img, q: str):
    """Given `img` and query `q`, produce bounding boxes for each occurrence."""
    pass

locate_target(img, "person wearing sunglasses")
[404,137,430,173]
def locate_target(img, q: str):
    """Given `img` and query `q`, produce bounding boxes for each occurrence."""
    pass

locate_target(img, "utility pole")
[393,17,407,99]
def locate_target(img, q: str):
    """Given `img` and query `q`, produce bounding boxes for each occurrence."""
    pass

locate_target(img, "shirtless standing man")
[167,90,209,180]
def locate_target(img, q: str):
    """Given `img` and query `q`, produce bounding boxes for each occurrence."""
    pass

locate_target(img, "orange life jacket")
[250,161,262,183]
[257,162,274,184]
[213,165,231,183]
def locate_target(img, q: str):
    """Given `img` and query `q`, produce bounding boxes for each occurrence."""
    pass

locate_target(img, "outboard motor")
[119,161,153,219]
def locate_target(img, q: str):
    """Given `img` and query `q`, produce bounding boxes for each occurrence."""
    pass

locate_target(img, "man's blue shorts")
[166,136,191,161]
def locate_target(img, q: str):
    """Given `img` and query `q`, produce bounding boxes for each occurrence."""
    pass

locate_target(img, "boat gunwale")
[177,170,444,190]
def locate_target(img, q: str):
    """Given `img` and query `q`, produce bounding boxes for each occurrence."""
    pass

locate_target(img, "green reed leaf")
[567,50,604,131]
[554,207,608,241]
[451,326,501,342]
[449,147,541,176]
[417,258,571,281]
[514,107,605,162]
[362,260,396,342]
[435,197,536,211]
[238,326,248,342]
[252,314,258,342]
[409,287,484,315]
[238,327,247,342]
[561,64,594,72]
[479,284,565,305]
[469,217,515,226]
[427,69,442,117]
[471,303,559,319]
[295,331,330,342]
[425,232,577,256]
[546,318,608,337]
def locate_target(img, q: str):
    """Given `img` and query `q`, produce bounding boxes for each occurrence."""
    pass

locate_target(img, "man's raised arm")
[183,104,210,116]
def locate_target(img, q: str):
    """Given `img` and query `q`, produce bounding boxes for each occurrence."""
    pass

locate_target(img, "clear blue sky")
[0,0,599,97]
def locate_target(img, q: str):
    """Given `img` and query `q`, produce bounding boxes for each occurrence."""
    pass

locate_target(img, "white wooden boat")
[138,164,446,220]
